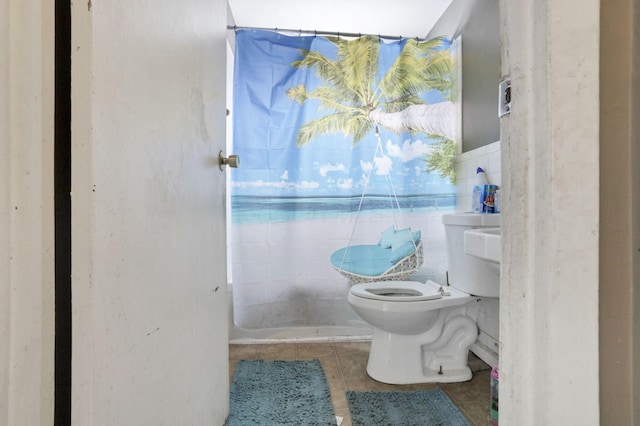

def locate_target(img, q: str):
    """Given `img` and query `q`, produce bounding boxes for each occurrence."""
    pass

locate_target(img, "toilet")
[347,213,500,384]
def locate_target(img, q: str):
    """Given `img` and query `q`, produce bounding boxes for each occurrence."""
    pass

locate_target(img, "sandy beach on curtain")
[229,208,452,329]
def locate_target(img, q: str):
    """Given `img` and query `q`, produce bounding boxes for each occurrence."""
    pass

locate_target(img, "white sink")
[464,227,501,264]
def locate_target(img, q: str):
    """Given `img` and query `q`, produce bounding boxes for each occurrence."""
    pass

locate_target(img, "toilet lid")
[350,281,442,301]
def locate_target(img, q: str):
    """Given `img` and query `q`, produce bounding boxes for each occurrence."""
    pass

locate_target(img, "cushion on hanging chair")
[378,225,396,248]
[331,245,404,276]
[378,226,421,248]
[333,226,423,277]
[390,228,412,250]
[390,242,417,263]
[389,229,416,262]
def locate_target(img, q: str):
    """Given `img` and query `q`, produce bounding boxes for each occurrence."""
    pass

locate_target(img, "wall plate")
[498,78,511,117]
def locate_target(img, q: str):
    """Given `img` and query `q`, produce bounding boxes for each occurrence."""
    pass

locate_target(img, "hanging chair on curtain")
[330,227,424,284]
[330,127,423,284]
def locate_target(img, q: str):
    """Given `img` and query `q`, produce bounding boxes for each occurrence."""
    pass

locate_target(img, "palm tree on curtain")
[286,35,456,182]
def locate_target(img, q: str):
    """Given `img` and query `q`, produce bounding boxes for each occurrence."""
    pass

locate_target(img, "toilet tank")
[442,213,500,297]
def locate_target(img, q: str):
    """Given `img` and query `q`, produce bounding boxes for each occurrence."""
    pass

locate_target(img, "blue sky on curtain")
[230,29,456,329]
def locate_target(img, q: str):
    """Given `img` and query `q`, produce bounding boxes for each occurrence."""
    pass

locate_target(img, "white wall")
[71,0,230,424]
[0,1,55,424]
[500,0,600,424]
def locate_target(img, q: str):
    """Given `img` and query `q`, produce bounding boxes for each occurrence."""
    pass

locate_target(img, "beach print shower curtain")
[231,29,456,329]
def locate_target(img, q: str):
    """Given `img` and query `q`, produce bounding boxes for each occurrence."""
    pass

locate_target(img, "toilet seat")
[350,281,442,302]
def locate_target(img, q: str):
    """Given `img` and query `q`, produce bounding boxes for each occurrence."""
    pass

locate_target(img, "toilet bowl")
[347,213,500,384]
[348,280,480,384]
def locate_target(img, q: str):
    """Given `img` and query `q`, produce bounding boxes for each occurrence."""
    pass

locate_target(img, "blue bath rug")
[346,388,470,426]
[225,359,337,426]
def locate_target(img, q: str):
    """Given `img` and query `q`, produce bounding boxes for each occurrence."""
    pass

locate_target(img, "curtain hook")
[299,28,302,36]
[314,30,317,38]
[378,34,381,43]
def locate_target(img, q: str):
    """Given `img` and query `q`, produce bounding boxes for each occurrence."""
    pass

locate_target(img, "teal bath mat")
[225,359,337,426]
[346,388,470,426]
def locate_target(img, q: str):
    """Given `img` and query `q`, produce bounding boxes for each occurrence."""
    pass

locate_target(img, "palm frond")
[379,40,452,102]
[288,34,454,147]
[422,136,457,184]
[331,36,379,106]
[383,94,424,113]
[306,85,364,112]
[295,111,372,147]
[286,84,308,104]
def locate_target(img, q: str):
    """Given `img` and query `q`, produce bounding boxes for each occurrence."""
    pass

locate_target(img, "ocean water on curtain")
[231,194,456,224]
[231,29,456,330]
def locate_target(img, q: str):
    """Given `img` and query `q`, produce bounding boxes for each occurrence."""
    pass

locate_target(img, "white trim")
[0,0,55,423]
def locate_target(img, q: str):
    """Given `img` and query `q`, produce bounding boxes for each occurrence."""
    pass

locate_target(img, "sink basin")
[464,227,501,264]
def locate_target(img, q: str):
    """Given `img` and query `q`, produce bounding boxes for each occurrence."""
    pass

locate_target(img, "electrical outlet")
[498,78,511,117]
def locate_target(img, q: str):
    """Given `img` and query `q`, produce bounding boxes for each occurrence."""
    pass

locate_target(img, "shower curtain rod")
[227,25,428,41]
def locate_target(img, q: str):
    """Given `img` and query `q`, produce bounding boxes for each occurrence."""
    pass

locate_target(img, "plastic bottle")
[490,365,499,425]
[494,189,501,213]
[472,168,488,212]
[476,167,488,185]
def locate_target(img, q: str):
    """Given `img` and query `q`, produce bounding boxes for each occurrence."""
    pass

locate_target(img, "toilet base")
[366,314,477,384]
[367,361,473,384]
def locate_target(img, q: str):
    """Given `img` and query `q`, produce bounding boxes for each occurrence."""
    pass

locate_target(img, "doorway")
[54,0,72,424]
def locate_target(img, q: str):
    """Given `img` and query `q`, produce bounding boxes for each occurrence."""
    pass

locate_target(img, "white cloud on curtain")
[230,29,456,330]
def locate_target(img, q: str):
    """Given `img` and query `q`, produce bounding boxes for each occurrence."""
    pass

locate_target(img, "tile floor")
[229,341,492,426]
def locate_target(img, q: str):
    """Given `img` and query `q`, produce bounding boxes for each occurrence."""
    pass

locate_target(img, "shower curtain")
[231,29,457,330]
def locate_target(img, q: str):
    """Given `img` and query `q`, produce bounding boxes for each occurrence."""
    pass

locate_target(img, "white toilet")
[347,213,500,384]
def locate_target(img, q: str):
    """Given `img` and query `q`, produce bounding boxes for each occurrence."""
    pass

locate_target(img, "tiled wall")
[455,140,502,366]
[455,141,502,212]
